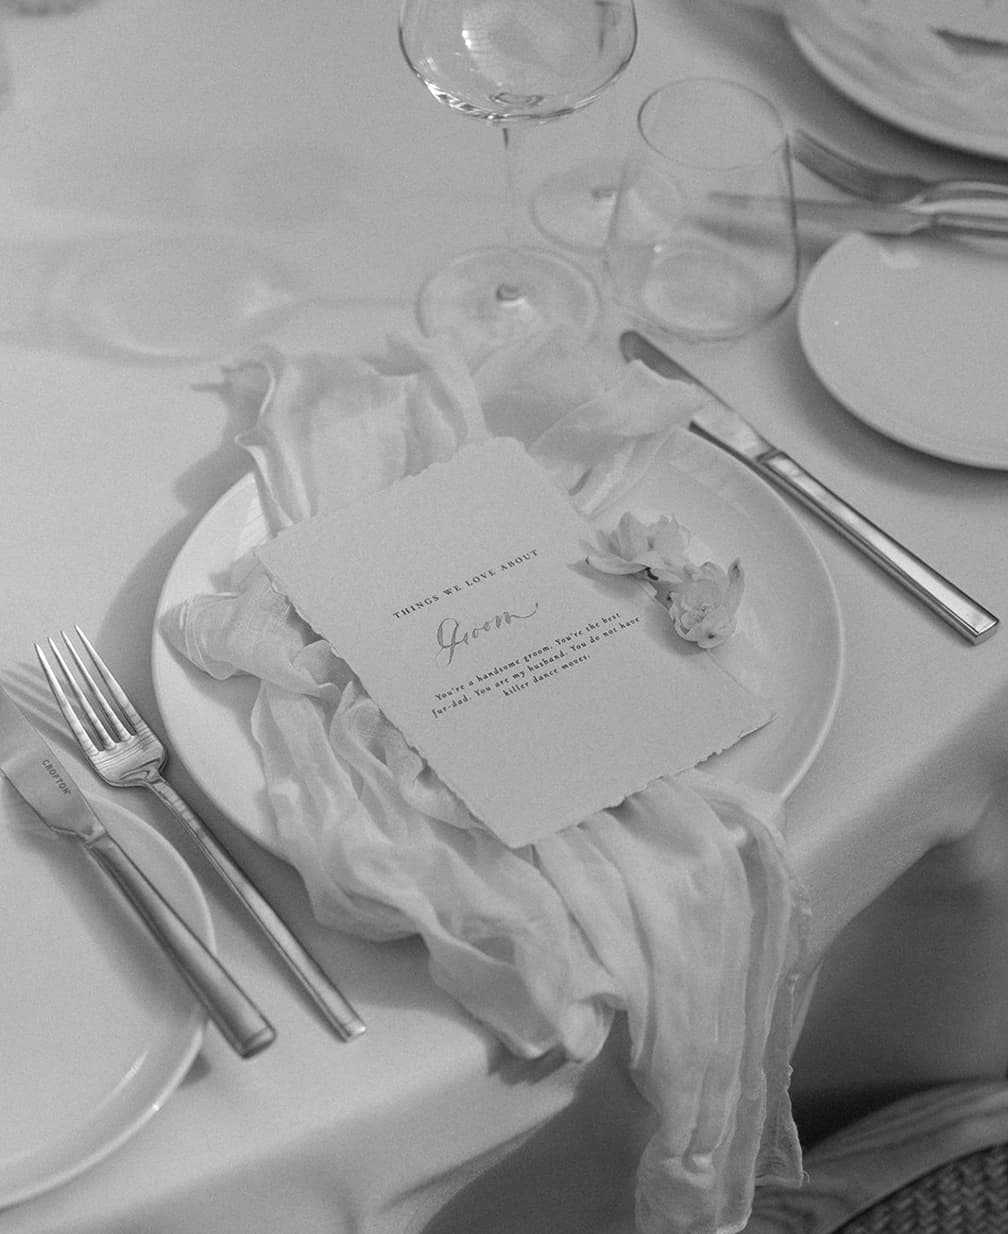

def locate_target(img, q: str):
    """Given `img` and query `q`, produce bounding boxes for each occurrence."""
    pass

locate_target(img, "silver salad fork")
[38,626,366,1041]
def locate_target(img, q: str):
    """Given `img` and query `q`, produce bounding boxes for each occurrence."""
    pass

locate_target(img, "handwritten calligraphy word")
[436,602,539,666]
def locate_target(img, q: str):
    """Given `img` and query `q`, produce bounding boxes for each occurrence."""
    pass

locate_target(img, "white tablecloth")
[2,2,1007,1232]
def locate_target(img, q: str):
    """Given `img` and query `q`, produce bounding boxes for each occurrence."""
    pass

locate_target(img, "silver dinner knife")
[620,330,999,645]
[717,193,1008,238]
[793,198,1008,238]
[0,685,276,1057]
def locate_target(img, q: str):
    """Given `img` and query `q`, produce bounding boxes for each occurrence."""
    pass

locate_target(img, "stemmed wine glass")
[398,0,637,362]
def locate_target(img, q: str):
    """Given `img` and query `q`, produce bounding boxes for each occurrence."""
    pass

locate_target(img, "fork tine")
[793,129,836,161]
[792,128,866,181]
[791,129,857,187]
[35,641,103,759]
[45,636,119,750]
[59,630,133,743]
[43,634,364,1039]
[72,626,148,735]
[790,128,920,203]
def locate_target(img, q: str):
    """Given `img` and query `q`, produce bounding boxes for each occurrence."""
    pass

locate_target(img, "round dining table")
[2,1,1007,1231]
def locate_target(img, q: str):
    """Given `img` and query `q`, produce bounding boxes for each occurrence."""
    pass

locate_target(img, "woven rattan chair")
[744,1081,1008,1233]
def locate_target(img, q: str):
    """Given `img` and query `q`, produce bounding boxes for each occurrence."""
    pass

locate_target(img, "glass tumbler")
[605,77,798,341]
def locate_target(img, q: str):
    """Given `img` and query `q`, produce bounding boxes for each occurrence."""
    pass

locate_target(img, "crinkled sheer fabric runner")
[164,332,809,1233]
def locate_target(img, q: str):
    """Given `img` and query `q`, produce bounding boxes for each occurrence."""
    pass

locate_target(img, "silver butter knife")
[620,330,998,645]
[0,684,276,1057]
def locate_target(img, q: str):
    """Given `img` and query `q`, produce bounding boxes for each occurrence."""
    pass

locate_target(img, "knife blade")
[620,330,999,645]
[793,197,1008,238]
[0,684,276,1057]
[715,192,1008,237]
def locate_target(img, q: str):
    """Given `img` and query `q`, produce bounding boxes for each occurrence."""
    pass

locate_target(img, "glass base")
[416,245,600,365]
[638,247,790,342]
[51,236,299,360]
[530,157,624,253]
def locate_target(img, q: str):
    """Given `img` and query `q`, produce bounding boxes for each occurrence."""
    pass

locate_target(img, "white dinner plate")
[0,783,210,1207]
[151,433,844,856]
[798,231,1008,469]
[790,23,1008,160]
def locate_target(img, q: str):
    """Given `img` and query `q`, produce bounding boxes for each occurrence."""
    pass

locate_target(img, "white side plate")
[799,232,1008,469]
[0,785,210,1206]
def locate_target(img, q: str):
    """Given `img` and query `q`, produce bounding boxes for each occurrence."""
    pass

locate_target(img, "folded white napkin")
[742,0,1008,135]
[164,330,808,1234]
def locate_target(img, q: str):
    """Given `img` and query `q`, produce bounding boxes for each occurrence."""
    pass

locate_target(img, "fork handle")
[87,833,276,1058]
[146,775,366,1040]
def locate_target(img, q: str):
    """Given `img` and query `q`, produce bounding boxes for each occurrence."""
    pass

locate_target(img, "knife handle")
[759,451,998,644]
[87,832,276,1058]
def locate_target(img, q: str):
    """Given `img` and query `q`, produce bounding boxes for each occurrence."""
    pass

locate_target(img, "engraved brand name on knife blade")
[41,757,72,794]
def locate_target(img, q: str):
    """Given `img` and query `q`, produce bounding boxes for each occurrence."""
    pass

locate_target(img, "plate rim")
[789,22,1008,161]
[0,796,210,1208]
[798,231,1008,470]
[151,435,845,854]
[632,431,845,796]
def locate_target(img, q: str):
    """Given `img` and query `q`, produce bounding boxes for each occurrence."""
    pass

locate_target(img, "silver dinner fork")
[38,626,366,1041]
[791,127,1008,207]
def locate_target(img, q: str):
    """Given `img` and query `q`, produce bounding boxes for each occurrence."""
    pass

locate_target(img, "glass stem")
[497,125,525,305]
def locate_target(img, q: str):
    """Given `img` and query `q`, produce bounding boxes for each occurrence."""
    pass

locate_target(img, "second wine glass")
[399,0,637,363]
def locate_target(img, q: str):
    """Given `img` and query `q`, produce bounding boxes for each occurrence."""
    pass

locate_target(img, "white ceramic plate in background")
[790,23,1008,160]
[799,231,1008,469]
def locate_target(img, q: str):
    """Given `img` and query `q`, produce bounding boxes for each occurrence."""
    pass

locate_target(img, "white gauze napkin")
[163,331,808,1234]
[739,0,1008,135]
